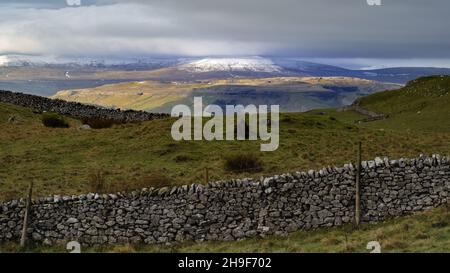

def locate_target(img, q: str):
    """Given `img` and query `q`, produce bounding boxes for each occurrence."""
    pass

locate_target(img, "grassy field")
[1,99,450,202]
[2,206,449,253]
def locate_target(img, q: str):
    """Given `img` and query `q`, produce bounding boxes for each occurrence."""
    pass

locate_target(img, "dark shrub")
[81,117,118,129]
[175,154,191,162]
[41,113,69,128]
[224,153,263,173]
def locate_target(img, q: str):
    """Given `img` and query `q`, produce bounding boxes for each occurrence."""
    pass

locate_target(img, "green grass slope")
[1,99,449,201]
[357,75,450,132]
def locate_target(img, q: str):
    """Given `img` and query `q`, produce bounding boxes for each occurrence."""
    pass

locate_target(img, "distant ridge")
[3,56,450,85]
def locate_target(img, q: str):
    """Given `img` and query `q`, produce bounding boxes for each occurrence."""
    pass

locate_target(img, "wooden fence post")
[355,141,362,226]
[20,181,33,248]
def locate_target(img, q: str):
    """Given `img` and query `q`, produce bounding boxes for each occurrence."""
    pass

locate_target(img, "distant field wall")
[0,90,169,122]
[1,155,449,246]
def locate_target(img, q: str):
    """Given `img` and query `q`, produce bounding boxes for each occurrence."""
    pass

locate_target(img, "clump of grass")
[41,113,69,128]
[414,231,430,240]
[445,200,450,212]
[88,169,173,193]
[321,236,341,246]
[80,117,119,129]
[133,172,173,189]
[157,143,179,156]
[383,238,408,250]
[431,218,448,228]
[2,189,21,202]
[110,244,137,253]
[88,169,107,193]
[224,153,263,173]
[109,172,173,192]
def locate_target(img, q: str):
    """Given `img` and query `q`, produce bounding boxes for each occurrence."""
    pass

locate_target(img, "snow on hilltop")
[178,57,283,73]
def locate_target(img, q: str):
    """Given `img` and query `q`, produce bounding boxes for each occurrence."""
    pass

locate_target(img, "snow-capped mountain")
[178,57,283,73]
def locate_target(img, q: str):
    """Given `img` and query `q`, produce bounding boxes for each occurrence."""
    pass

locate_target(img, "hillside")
[52,77,400,112]
[356,75,450,131]
[1,76,448,203]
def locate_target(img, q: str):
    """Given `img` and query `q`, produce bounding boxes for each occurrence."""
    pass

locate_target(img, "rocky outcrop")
[0,155,449,246]
[0,90,169,122]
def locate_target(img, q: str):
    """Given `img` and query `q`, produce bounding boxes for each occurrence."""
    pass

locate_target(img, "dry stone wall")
[0,90,169,122]
[0,155,449,246]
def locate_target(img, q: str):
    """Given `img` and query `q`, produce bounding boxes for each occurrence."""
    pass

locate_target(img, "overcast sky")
[0,0,449,68]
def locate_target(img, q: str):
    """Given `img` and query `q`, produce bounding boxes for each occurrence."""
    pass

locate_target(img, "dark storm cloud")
[0,0,449,59]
